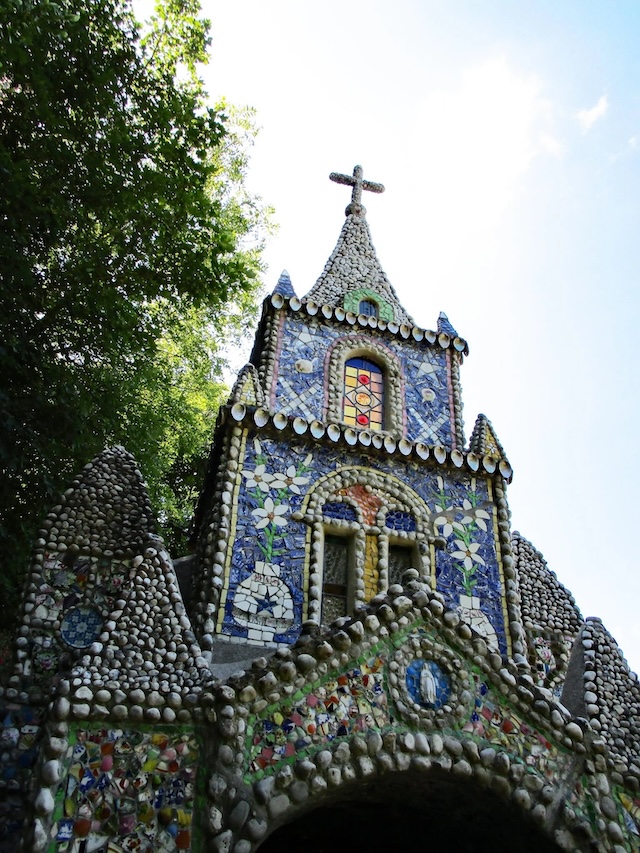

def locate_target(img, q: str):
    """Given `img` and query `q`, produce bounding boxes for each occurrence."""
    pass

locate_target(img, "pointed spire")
[273,269,296,298]
[468,414,510,463]
[437,311,459,337]
[228,363,265,407]
[304,164,413,323]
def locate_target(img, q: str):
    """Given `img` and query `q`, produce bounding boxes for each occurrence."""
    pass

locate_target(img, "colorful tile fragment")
[247,656,387,775]
[51,728,198,853]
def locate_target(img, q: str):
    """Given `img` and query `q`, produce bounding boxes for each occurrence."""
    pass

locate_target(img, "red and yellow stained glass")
[342,357,384,430]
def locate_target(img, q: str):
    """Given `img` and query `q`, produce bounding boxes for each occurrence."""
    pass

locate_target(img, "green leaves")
[0,0,269,620]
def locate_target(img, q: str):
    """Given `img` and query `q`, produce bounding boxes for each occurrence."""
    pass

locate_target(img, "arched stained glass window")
[358,299,378,318]
[343,357,384,431]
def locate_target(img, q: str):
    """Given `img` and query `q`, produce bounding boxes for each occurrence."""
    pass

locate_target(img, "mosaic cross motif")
[329,164,384,211]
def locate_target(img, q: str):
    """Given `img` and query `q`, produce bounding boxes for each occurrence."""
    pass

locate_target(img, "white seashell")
[454,337,466,352]
[467,452,480,471]
[384,435,396,453]
[344,428,358,445]
[415,443,429,460]
[327,424,341,442]
[306,300,318,315]
[499,460,513,479]
[346,312,357,324]
[254,408,270,427]
[357,314,368,326]
[387,321,399,334]
[425,330,437,343]
[377,319,387,331]
[412,327,424,341]
[289,296,301,311]
[400,324,411,338]
[273,412,288,430]
[321,304,333,318]
[367,315,377,328]
[230,402,246,421]
[358,430,372,446]
[310,421,325,439]
[271,293,284,309]
[293,417,308,435]
[399,438,412,456]
[434,445,447,463]
[483,455,497,473]
[451,449,464,467]
[334,307,346,321]
[371,433,384,449]
[438,333,450,348]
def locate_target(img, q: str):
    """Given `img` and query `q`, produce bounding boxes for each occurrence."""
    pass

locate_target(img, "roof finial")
[329,164,385,217]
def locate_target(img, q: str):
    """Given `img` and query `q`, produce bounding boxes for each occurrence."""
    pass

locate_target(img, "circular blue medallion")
[406,659,450,709]
[60,605,103,649]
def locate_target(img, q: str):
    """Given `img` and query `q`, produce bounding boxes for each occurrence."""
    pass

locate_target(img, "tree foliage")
[0,0,269,619]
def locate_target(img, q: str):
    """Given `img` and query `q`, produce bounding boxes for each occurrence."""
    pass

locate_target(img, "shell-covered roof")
[304,210,414,326]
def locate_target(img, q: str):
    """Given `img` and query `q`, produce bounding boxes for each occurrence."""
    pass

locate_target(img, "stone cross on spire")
[329,164,385,217]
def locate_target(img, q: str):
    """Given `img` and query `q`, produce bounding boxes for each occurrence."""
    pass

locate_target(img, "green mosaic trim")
[612,785,640,849]
[243,622,569,785]
[343,288,395,322]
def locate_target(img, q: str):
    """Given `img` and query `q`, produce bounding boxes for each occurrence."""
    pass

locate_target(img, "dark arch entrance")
[258,769,564,852]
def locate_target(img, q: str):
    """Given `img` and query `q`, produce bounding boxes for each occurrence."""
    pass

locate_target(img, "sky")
[189,1,640,670]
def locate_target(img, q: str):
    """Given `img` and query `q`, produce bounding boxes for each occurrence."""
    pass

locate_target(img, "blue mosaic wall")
[272,316,453,447]
[220,438,311,645]
[219,434,508,654]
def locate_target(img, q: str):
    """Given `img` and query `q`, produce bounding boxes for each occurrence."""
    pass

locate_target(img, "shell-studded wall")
[263,311,457,448]
[513,532,583,695]
[210,429,514,656]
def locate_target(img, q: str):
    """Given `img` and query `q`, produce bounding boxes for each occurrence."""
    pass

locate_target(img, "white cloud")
[406,57,559,267]
[576,95,608,133]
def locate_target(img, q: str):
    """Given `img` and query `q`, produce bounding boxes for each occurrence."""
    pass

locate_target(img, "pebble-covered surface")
[568,618,640,789]
[304,211,414,325]
[513,532,583,695]
[4,171,640,852]
[203,575,640,852]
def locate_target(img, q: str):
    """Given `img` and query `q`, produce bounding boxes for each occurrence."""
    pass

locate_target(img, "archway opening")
[258,769,564,852]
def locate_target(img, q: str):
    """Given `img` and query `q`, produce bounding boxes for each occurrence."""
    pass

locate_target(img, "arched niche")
[300,467,432,624]
[324,335,405,437]
[257,769,565,853]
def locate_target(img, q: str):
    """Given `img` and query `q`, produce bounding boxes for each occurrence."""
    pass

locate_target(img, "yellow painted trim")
[488,477,512,658]
[216,428,248,633]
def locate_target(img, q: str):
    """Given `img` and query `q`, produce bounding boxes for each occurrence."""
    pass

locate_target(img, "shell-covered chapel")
[2,166,640,852]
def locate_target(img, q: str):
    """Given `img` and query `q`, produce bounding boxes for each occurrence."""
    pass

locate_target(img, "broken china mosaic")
[244,637,570,785]
[271,316,454,447]
[0,703,44,849]
[25,555,131,692]
[431,474,507,654]
[50,728,198,853]
[245,655,387,778]
[220,435,508,654]
[219,438,311,645]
